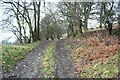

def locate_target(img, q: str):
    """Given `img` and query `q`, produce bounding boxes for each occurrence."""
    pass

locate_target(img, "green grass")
[41,42,55,78]
[81,52,119,78]
[71,44,119,78]
[0,46,2,68]
[1,41,39,72]
[71,45,90,61]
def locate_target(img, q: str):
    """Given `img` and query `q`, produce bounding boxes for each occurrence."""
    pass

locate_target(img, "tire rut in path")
[55,40,75,78]
[3,40,51,78]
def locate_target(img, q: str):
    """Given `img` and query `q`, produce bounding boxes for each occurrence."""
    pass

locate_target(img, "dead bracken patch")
[85,44,118,61]
[82,34,119,61]
[72,34,119,78]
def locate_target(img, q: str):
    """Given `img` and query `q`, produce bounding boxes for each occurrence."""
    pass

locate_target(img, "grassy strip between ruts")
[41,42,55,78]
[1,41,39,72]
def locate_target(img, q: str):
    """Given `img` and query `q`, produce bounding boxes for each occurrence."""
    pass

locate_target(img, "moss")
[41,42,55,78]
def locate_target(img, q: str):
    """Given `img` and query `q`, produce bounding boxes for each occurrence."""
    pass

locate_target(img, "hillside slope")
[1,28,120,79]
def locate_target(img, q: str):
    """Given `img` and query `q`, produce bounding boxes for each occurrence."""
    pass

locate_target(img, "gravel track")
[2,40,75,78]
[2,40,51,78]
[55,40,75,78]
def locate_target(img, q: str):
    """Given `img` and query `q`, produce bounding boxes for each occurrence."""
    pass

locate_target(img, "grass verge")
[1,41,39,72]
[72,44,119,78]
[41,42,55,78]
[71,33,119,78]
[81,53,119,78]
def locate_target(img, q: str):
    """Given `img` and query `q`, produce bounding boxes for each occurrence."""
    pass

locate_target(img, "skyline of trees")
[0,0,120,44]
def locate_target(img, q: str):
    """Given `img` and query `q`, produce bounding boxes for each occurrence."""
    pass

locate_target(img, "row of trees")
[0,0,120,44]
[58,2,119,36]
[1,0,42,44]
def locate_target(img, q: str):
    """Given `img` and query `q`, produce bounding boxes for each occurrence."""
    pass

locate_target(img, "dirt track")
[2,40,75,78]
[2,40,51,78]
[55,40,75,78]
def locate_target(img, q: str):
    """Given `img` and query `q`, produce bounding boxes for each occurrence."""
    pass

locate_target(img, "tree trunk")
[79,20,83,34]
[22,18,27,44]
[99,3,103,29]
[37,1,41,40]
[118,14,120,27]
[33,2,37,41]
[108,22,113,35]
[16,2,22,44]
[72,2,78,37]
[27,11,35,42]
[84,15,88,32]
